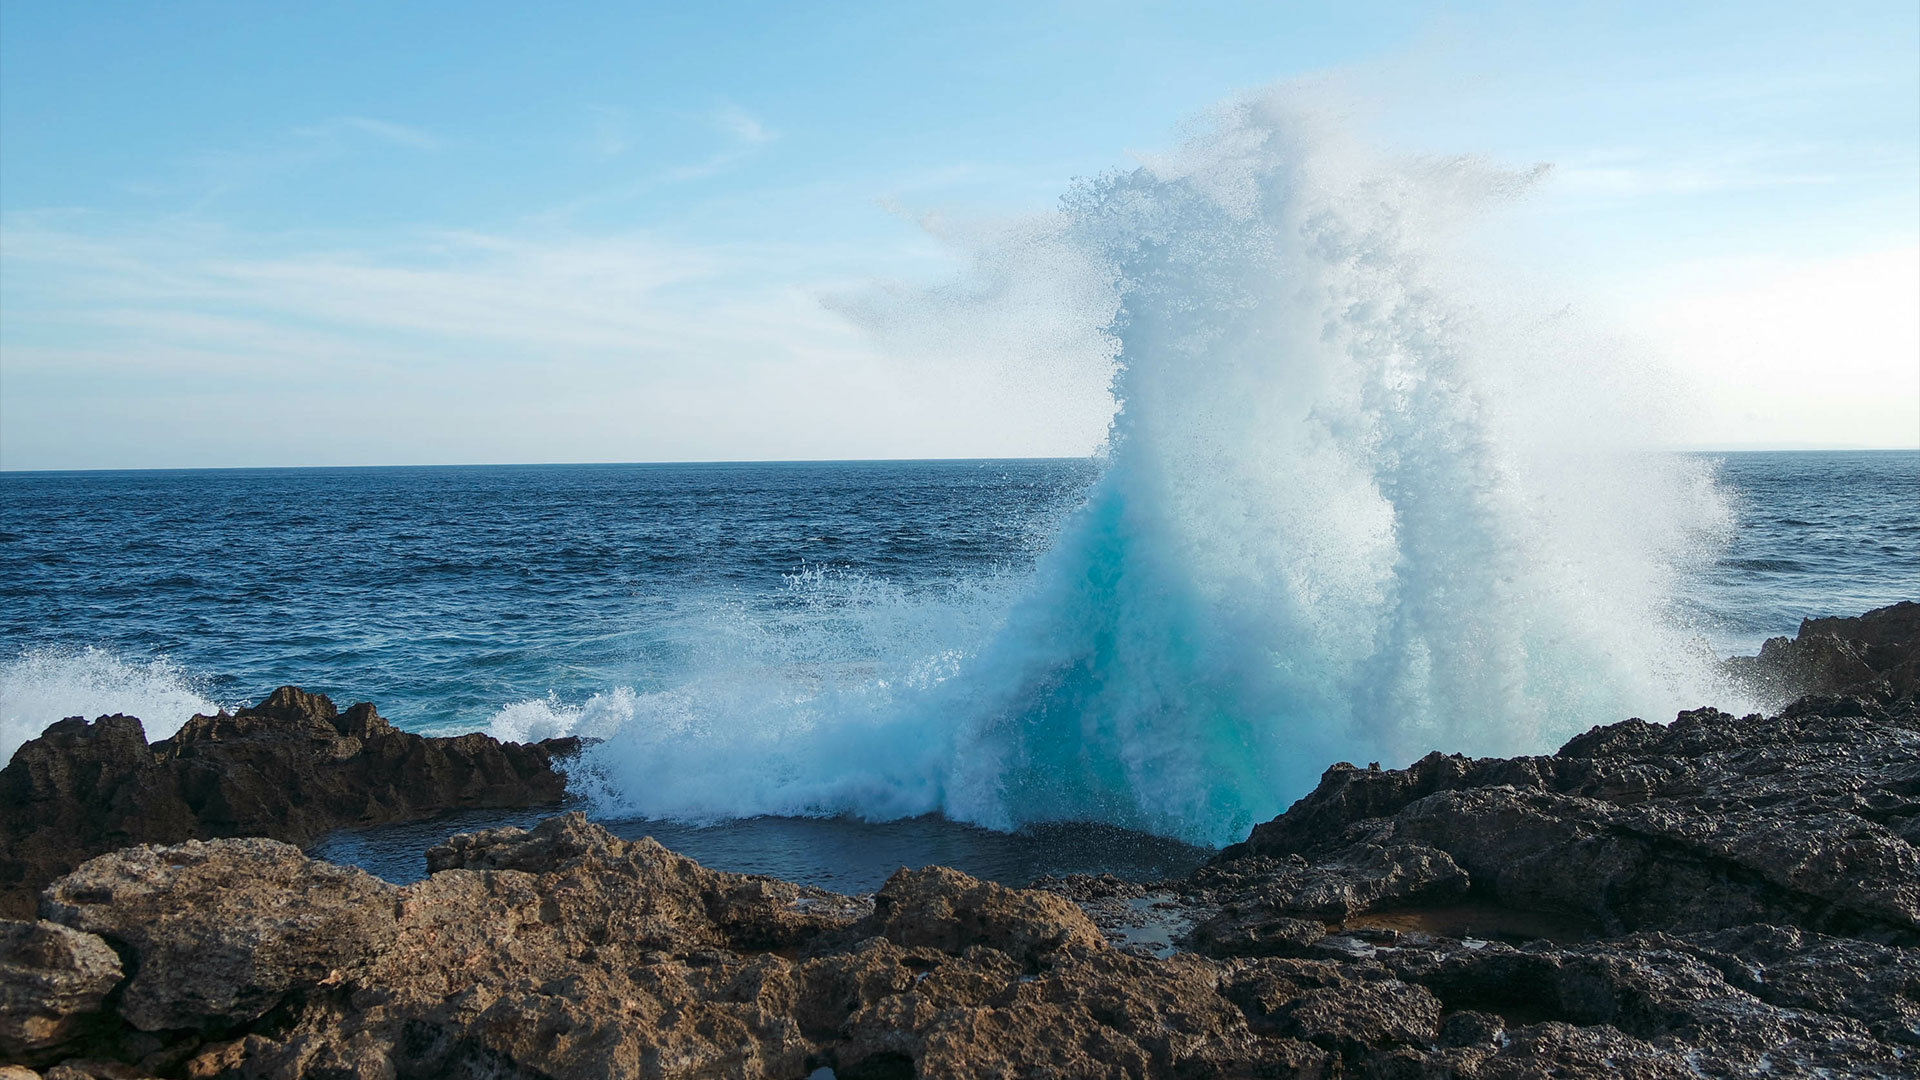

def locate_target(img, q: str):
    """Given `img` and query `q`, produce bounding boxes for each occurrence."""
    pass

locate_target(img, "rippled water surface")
[1674,451,1918,649]
[0,460,1094,735]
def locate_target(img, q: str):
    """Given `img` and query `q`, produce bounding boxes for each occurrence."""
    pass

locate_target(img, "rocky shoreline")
[2,602,1915,1078]
[0,687,578,921]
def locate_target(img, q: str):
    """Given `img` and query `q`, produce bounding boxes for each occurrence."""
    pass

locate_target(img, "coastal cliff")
[2,602,1915,1078]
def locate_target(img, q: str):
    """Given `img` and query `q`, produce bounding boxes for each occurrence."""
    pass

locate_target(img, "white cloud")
[1546,142,1863,198]
[657,105,779,182]
[163,115,440,207]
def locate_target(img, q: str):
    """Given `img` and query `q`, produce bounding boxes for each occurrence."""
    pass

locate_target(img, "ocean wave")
[534,93,1747,846]
[0,646,226,762]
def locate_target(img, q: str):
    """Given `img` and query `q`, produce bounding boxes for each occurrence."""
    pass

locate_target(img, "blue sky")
[2,1,1915,468]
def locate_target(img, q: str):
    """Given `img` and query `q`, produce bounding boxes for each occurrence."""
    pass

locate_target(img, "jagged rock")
[28,820,1279,1079]
[29,788,1916,1078]
[1725,599,1920,705]
[1196,842,1470,919]
[424,808,618,873]
[1188,907,1327,959]
[0,919,123,1064]
[412,809,869,953]
[0,686,574,918]
[1220,705,1920,942]
[858,865,1104,965]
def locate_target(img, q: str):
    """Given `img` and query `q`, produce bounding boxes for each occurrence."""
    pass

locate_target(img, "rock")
[0,919,122,1064]
[857,865,1105,966]
[27,819,1272,1079]
[24,787,1920,1078]
[412,810,869,954]
[42,838,399,1033]
[1188,907,1327,959]
[1219,704,1920,942]
[0,686,574,918]
[1725,599,1920,706]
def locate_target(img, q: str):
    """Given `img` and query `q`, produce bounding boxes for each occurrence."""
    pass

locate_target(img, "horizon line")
[3,445,1917,476]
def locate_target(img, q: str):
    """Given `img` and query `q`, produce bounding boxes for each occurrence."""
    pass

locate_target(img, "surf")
[569,94,1740,845]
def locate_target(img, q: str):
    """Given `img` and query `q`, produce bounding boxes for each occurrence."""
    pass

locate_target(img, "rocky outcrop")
[1726,599,1920,705]
[14,731,1920,1080]
[18,815,1277,1079]
[1214,704,1920,944]
[0,687,575,919]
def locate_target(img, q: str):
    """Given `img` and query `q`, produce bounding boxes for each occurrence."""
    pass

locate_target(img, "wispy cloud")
[712,103,774,146]
[660,103,779,182]
[0,210,1114,468]
[0,217,819,370]
[165,115,441,209]
[543,103,783,216]
[320,115,441,150]
[1539,135,1915,200]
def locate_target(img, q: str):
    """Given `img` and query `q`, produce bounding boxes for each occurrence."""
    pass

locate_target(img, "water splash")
[928,103,1735,843]
[573,96,1739,845]
[0,645,226,761]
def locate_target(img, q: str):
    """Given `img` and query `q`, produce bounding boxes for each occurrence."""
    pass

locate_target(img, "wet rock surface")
[1725,599,1920,706]
[5,606,1917,1077]
[0,687,575,920]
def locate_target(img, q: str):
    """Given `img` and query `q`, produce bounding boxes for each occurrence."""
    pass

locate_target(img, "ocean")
[1,451,1914,889]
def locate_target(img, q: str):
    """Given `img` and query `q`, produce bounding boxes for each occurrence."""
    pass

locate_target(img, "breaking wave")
[540,94,1741,846]
[0,646,225,761]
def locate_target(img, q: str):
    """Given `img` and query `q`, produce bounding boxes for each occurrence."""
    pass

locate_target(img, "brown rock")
[0,919,122,1064]
[857,864,1105,966]
[16,602,1920,1078]
[0,687,573,918]
[41,838,398,1031]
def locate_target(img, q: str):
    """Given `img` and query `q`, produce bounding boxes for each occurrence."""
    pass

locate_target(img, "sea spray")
[927,102,1736,844]
[0,645,225,760]
[561,96,1742,844]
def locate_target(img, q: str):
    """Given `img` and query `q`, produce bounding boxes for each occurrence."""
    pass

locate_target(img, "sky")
[1,0,1915,469]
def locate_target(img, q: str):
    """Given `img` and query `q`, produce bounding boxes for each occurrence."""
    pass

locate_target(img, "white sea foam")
[0,646,225,762]
[559,93,1747,845]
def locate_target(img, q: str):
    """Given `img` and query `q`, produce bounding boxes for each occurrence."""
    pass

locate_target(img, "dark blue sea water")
[0,459,1093,740]
[1676,451,1919,647]
[2,451,1913,887]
